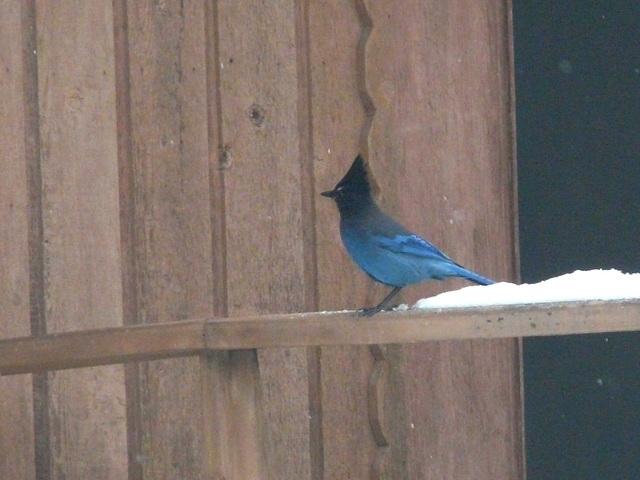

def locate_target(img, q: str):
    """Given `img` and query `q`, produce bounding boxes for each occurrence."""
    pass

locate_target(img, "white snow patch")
[412,269,640,310]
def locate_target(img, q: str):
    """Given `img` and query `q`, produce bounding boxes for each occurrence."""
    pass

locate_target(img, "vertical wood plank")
[403,341,522,479]
[35,1,128,478]
[364,0,522,478]
[122,1,213,477]
[201,3,271,478]
[319,346,379,478]
[111,1,144,477]
[216,1,312,478]
[201,351,265,480]
[1,1,522,478]
[312,0,371,312]
[312,0,521,478]
[20,0,50,476]
[293,2,325,475]
[203,0,229,319]
[0,2,36,478]
[310,2,382,478]
[366,0,517,292]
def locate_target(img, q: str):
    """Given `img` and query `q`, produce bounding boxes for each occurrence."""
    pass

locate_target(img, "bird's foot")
[357,306,382,317]
[357,304,401,317]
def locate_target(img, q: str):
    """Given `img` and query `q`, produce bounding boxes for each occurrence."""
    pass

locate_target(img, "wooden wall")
[0,0,520,479]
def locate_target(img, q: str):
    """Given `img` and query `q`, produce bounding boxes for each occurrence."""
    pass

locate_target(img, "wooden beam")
[204,299,640,348]
[0,320,205,375]
[1,300,639,375]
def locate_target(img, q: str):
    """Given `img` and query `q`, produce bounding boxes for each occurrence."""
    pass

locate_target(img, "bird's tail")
[459,268,494,286]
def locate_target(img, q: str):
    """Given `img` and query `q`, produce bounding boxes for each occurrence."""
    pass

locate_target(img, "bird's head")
[321,154,376,212]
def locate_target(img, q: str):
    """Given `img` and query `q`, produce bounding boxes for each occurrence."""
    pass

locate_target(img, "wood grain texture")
[403,340,521,479]
[35,1,127,478]
[0,320,205,374]
[3,300,639,375]
[111,1,144,477]
[314,0,521,476]
[366,0,517,300]
[20,1,50,476]
[0,0,525,477]
[310,1,380,477]
[312,0,371,314]
[122,0,213,478]
[0,2,36,478]
[201,351,266,480]
[363,0,521,477]
[216,1,313,478]
[293,3,325,474]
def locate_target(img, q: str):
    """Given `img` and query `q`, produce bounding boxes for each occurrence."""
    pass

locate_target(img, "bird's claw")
[357,304,401,317]
[357,307,382,317]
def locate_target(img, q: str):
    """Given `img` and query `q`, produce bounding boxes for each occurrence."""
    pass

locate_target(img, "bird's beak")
[321,190,336,198]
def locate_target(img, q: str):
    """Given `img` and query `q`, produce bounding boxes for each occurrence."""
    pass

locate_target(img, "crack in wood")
[354,1,389,477]
[354,0,376,159]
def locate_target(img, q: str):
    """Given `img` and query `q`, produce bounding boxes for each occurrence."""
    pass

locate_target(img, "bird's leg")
[360,286,403,317]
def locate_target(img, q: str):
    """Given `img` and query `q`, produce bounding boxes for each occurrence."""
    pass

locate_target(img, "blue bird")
[321,154,494,316]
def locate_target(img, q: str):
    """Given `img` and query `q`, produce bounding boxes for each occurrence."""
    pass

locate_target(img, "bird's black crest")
[335,154,371,195]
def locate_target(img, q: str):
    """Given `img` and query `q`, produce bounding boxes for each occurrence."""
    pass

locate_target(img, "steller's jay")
[322,154,494,316]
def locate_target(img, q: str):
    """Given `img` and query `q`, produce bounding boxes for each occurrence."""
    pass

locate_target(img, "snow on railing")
[2,270,640,375]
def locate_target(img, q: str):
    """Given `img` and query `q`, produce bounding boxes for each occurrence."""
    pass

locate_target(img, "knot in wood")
[248,103,265,127]
[218,145,232,170]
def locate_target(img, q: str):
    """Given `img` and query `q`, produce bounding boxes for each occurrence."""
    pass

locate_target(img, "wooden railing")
[3,299,639,478]
[3,299,639,375]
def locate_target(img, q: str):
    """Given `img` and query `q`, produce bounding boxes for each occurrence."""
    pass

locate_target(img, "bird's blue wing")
[372,233,494,286]
[373,234,453,262]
